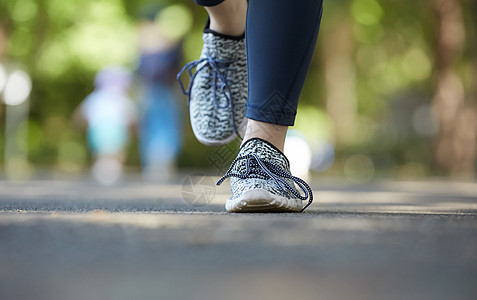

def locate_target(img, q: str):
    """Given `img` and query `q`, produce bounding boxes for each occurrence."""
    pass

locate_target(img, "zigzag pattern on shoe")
[177,32,248,146]
[217,138,314,213]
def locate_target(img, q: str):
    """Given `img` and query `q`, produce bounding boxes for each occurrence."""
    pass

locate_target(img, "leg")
[178,0,248,145]
[243,0,324,152]
[217,0,323,213]
[242,120,288,152]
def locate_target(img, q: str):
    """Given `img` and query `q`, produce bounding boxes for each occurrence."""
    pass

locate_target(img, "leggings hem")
[245,105,296,127]
[194,0,225,7]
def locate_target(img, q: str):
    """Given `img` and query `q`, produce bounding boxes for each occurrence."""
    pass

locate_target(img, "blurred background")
[0,0,476,183]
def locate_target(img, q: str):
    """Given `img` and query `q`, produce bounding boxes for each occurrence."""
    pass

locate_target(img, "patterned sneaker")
[177,24,247,146]
[217,138,314,213]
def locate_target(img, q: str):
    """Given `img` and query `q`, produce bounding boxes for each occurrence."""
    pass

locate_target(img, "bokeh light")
[156,4,193,41]
[37,0,136,77]
[310,141,335,172]
[0,64,6,92]
[351,0,383,26]
[92,157,122,186]
[0,0,474,178]
[401,48,431,81]
[11,0,38,23]
[284,130,312,180]
[2,69,32,106]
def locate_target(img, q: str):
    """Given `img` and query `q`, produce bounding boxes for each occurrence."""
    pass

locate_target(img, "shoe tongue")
[239,138,290,171]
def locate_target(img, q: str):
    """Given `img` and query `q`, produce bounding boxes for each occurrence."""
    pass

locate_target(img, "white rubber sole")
[225,188,302,213]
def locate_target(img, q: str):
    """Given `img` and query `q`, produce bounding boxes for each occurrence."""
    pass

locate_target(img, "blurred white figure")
[75,66,137,185]
[284,130,312,182]
[91,156,123,186]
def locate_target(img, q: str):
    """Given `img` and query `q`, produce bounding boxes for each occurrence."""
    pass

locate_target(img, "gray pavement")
[1,177,476,300]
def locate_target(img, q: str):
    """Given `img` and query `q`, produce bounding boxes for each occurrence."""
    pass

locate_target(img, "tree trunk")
[322,14,357,146]
[431,0,477,177]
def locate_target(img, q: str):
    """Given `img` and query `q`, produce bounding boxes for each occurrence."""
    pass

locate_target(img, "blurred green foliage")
[0,0,476,178]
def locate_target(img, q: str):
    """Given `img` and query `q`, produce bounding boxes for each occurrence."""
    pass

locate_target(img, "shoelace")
[176,54,239,134]
[216,154,314,212]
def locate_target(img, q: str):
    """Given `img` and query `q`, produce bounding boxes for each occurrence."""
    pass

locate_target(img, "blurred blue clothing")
[137,44,182,85]
[88,124,127,155]
[139,83,182,165]
[136,44,183,167]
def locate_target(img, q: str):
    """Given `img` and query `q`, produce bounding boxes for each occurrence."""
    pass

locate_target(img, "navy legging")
[194,0,323,126]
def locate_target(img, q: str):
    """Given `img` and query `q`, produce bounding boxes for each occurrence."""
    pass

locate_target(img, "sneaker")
[217,138,314,212]
[177,25,247,146]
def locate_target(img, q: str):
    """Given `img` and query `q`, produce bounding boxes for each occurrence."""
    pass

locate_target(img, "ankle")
[206,0,247,36]
[241,119,288,152]
[208,19,245,37]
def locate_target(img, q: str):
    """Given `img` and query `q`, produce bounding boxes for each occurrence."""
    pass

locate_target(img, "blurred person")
[136,5,183,182]
[177,0,323,212]
[74,66,137,186]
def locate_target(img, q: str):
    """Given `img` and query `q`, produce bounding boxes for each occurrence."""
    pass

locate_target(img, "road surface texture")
[1,177,476,300]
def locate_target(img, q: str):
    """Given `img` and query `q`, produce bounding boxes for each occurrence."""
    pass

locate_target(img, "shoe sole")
[195,130,237,146]
[225,188,302,213]
[193,119,247,146]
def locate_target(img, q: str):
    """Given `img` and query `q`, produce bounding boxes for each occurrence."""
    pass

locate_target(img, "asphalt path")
[0,177,476,300]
